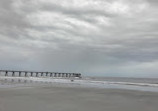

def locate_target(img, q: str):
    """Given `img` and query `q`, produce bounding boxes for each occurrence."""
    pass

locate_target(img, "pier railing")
[0,70,81,78]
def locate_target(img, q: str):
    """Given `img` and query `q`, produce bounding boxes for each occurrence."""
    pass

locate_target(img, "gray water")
[84,76,158,84]
[1,75,158,92]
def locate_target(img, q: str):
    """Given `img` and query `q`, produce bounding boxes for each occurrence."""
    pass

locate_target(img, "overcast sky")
[0,0,158,77]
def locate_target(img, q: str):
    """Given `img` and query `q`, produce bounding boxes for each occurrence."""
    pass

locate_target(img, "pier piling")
[36,72,38,77]
[31,72,33,77]
[5,71,8,76]
[12,72,15,76]
[25,72,27,77]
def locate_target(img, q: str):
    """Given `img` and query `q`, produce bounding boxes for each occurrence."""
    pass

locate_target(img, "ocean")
[1,75,158,92]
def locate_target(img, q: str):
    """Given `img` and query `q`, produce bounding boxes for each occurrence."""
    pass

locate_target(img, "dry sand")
[0,86,158,111]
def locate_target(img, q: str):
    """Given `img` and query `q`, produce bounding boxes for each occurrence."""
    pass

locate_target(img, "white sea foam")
[1,76,158,92]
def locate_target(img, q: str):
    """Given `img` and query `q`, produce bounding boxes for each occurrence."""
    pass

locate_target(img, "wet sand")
[0,86,158,111]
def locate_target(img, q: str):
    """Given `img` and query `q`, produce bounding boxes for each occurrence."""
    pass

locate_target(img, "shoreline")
[0,86,158,111]
[1,76,158,92]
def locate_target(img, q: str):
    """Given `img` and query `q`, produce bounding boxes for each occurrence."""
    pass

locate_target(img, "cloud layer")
[0,0,158,77]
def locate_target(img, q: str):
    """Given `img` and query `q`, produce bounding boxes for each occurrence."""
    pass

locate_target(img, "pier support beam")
[36,72,38,77]
[5,71,8,76]
[41,72,43,76]
[19,72,21,77]
[25,72,27,77]
[50,73,52,77]
[46,72,48,76]
[12,72,15,76]
[31,72,33,77]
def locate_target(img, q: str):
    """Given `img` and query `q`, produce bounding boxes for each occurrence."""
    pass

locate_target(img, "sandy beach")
[0,86,158,111]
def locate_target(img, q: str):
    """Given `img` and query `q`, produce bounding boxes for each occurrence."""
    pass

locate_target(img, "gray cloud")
[0,0,158,77]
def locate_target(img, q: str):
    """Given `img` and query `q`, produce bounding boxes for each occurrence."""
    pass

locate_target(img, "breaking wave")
[1,76,158,92]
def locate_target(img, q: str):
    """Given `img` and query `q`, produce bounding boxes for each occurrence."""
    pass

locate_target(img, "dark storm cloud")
[0,0,158,77]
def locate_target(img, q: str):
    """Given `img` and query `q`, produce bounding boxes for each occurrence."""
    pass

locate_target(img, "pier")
[0,70,82,78]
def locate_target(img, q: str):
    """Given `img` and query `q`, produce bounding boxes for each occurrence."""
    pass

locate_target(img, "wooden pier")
[0,70,81,78]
